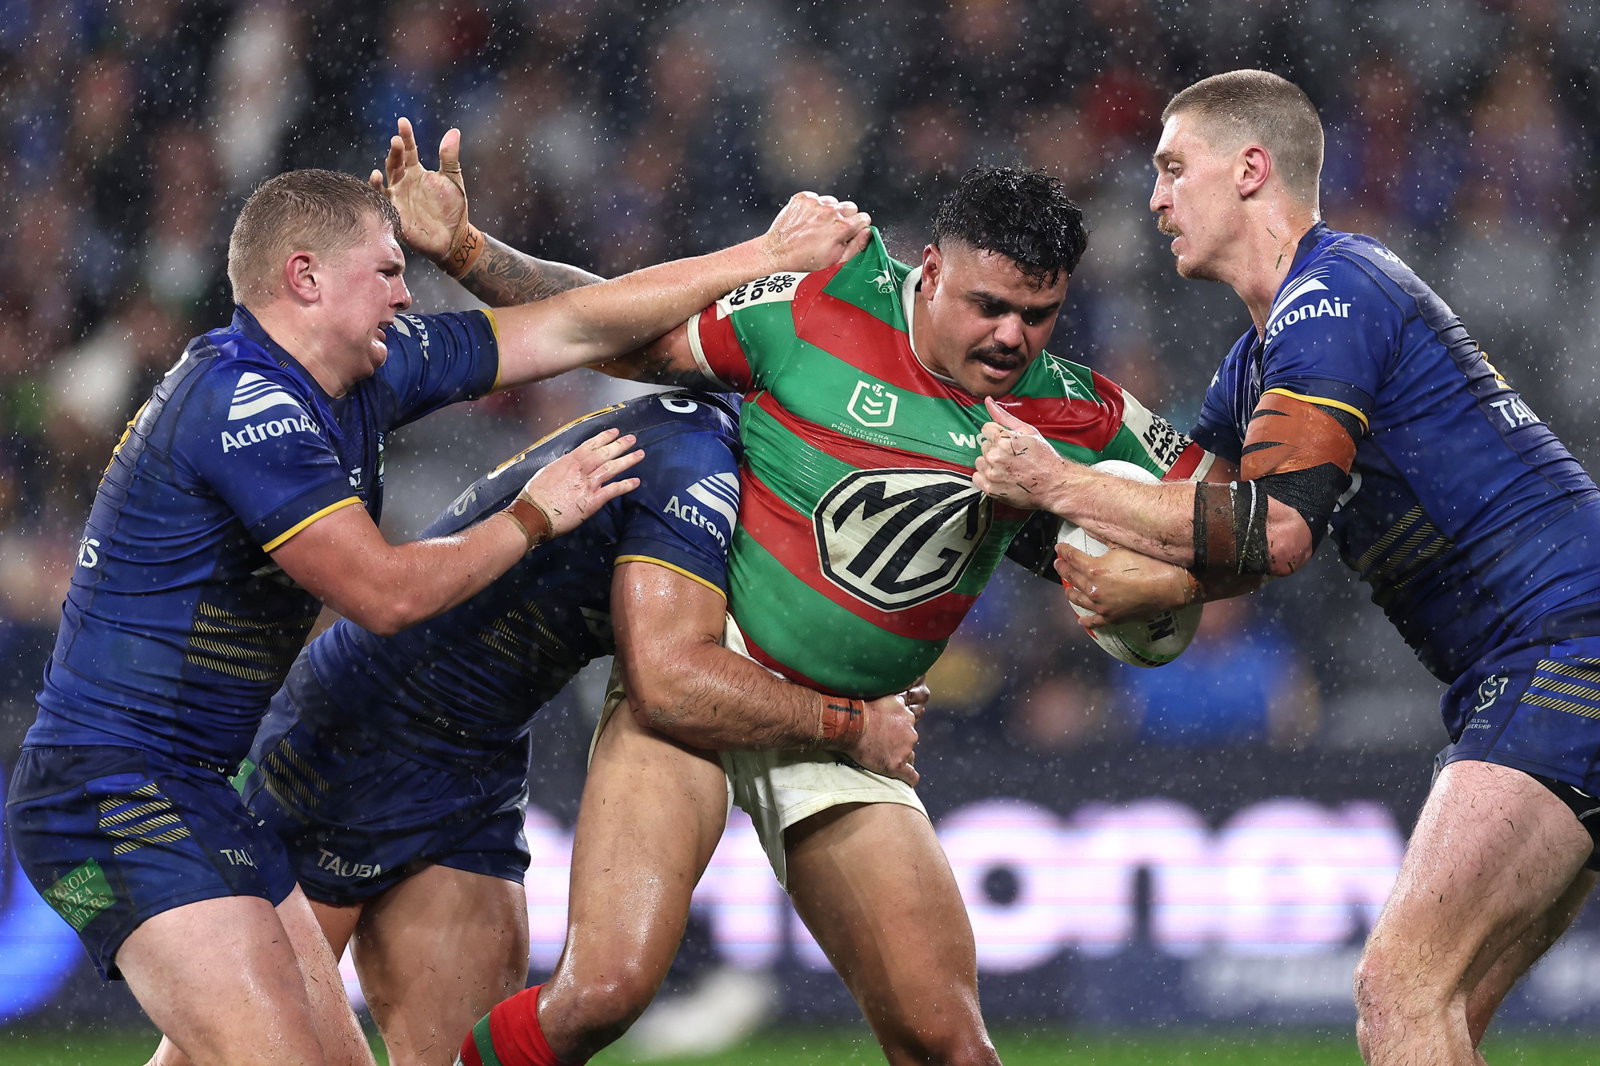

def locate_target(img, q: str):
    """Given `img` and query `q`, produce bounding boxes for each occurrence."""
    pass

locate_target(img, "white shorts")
[592,617,926,887]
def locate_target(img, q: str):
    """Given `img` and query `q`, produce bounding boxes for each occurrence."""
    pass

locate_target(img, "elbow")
[341,593,430,638]
[1264,513,1316,578]
[622,660,692,732]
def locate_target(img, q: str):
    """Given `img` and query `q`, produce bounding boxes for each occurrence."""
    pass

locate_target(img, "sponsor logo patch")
[814,468,992,611]
[42,859,116,932]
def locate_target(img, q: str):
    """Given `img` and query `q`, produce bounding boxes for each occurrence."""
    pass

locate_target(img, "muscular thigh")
[785,802,984,1041]
[352,865,529,1066]
[1372,760,1593,988]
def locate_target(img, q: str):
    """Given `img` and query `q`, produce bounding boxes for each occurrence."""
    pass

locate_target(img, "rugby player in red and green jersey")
[380,132,1216,1066]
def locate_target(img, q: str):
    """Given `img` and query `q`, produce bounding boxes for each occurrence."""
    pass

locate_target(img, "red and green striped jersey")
[686,230,1209,697]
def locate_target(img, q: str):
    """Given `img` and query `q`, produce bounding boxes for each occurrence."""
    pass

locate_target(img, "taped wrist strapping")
[500,495,553,551]
[1192,481,1269,575]
[816,695,867,749]
[442,223,486,279]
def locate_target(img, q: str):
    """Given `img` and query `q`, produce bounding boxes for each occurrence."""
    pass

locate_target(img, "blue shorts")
[240,716,531,906]
[5,744,298,980]
[1441,636,1600,793]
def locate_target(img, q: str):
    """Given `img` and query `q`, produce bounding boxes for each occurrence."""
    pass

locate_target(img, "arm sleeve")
[613,425,741,594]
[180,367,360,550]
[685,271,813,392]
[375,309,502,428]
[1257,257,1393,429]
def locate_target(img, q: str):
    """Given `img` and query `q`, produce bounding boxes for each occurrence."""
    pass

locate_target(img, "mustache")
[971,344,1024,367]
[1157,217,1179,238]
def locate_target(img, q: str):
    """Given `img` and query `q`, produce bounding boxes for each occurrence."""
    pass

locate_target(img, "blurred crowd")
[3,0,1598,758]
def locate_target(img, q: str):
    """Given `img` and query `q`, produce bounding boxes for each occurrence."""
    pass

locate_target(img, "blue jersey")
[28,305,501,769]
[262,390,742,766]
[1193,222,1600,686]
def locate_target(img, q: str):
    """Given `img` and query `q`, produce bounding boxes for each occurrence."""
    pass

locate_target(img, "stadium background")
[3,0,1600,1058]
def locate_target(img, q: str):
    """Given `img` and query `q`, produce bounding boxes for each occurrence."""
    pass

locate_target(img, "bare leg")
[785,802,1000,1066]
[1464,867,1595,1046]
[537,702,731,1063]
[1354,760,1592,1066]
[349,865,529,1066]
[121,890,375,1066]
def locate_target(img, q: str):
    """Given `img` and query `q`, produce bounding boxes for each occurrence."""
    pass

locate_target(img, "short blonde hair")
[1163,70,1324,206]
[227,169,401,306]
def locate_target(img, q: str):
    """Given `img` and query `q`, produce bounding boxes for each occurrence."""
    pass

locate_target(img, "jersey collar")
[229,304,334,401]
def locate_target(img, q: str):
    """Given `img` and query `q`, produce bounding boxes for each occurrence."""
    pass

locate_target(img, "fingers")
[385,134,405,186]
[396,116,420,167]
[438,127,463,179]
[368,169,388,197]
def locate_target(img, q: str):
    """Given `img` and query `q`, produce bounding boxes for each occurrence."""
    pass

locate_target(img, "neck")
[1233,210,1318,335]
[248,302,349,397]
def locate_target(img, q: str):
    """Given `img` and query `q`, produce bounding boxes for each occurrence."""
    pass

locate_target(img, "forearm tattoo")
[457,235,604,305]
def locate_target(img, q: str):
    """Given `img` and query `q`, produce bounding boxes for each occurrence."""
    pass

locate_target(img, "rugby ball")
[1056,460,1202,668]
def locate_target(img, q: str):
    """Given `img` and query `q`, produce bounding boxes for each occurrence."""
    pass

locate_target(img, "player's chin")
[964,359,1026,397]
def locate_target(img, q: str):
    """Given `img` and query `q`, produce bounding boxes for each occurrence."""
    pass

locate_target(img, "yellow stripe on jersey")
[615,555,727,597]
[479,308,503,392]
[263,497,362,552]
[1264,387,1369,430]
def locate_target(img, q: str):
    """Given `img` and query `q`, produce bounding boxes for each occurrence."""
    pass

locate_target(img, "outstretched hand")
[368,116,470,264]
[759,191,873,274]
[518,428,644,539]
[973,396,1072,510]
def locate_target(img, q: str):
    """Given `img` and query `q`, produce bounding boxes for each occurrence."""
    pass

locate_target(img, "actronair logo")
[1264,271,1352,342]
[227,373,302,420]
[222,372,318,452]
[664,472,738,547]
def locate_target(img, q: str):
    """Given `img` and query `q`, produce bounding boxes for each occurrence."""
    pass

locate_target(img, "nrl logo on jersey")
[1265,271,1351,342]
[814,468,992,611]
[848,381,898,427]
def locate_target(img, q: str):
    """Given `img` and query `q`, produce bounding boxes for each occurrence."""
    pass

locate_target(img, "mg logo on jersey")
[814,469,992,611]
[848,381,898,428]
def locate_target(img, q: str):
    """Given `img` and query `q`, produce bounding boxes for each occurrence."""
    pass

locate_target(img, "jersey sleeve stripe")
[687,310,740,390]
[262,497,363,552]
[1264,387,1370,430]
[614,555,727,597]
[476,308,504,392]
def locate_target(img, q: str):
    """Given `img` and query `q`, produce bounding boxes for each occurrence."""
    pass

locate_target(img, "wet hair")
[1163,70,1324,205]
[931,165,1087,286]
[227,169,402,305]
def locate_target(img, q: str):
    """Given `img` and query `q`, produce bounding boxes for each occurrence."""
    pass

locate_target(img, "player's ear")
[283,251,320,303]
[921,243,943,296]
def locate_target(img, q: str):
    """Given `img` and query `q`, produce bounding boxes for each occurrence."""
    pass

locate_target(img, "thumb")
[440,128,462,168]
[984,396,1032,431]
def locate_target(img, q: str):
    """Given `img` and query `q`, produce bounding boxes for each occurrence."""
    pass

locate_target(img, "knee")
[555,958,662,1050]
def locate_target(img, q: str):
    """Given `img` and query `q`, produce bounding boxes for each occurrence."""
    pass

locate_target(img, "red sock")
[459,983,568,1066]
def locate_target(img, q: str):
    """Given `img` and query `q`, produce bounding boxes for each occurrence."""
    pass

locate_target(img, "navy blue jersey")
[260,390,742,766]
[29,306,501,769]
[1193,223,1600,684]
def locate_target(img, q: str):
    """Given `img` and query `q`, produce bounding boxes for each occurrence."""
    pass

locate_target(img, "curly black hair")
[930,166,1088,286]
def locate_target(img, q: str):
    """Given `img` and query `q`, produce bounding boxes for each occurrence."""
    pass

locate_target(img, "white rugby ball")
[1056,460,1202,668]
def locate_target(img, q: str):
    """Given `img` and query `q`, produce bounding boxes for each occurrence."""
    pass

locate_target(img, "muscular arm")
[976,397,1326,578]
[271,504,529,637]
[270,428,641,636]
[452,234,602,307]
[610,560,919,782]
